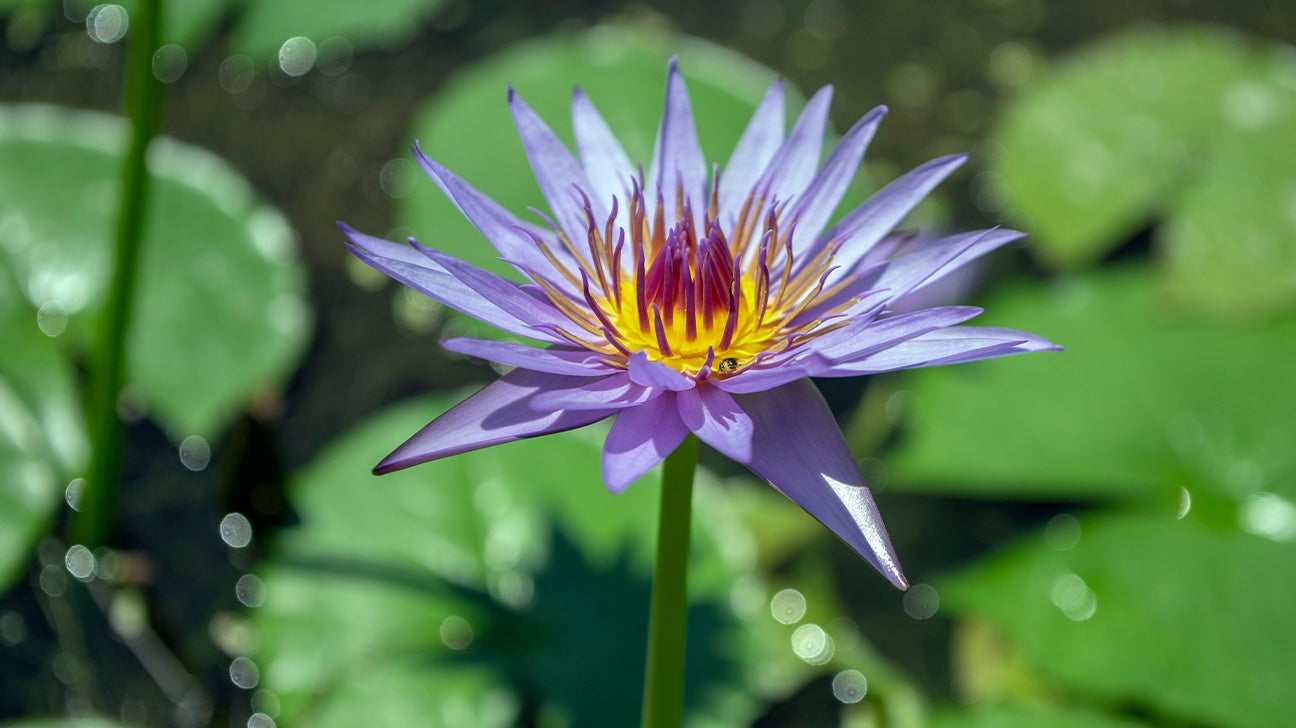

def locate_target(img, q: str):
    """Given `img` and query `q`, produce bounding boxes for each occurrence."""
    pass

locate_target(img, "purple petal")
[374,369,614,474]
[648,57,707,225]
[788,106,886,247]
[719,78,785,223]
[809,305,984,361]
[441,338,616,376]
[627,351,695,391]
[821,154,967,270]
[677,384,753,462]
[817,326,1061,375]
[529,372,660,411]
[867,228,1024,303]
[572,88,635,207]
[342,225,566,344]
[509,88,603,248]
[411,142,575,281]
[410,239,593,342]
[602,393,688,493]
[751,85,833,209]
[710,363,814,395]
[733,380,906,589]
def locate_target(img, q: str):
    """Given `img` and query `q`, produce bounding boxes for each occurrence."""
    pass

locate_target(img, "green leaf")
[995,27,1296,316]
[0,261,86,592]
[886,266,1296,504]
[117,0,230,51]
[940,513,1296,728]
[397,24,785,283]
[929,701,1149,728]
[0,103,311,438]
[229,0,446,61]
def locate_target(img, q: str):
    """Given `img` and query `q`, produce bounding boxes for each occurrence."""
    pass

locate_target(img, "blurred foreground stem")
[641,434,698,728]
[71,0,164,547]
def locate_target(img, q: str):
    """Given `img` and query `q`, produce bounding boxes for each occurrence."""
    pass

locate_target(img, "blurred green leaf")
[0,261,85,592]
[0,104,311,439]
[929,701,1149,728]
[252,393,892,726]
[117,0,229,51]
[940,513,1296,728]
[398,24,785,282]
[887,266,1296,504]
[996,27,1296,317]
[230,0,446,61]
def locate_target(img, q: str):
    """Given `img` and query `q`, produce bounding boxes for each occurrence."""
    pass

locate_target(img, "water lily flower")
[341,59,1058,589]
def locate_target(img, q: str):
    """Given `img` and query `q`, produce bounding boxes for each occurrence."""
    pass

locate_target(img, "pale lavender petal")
[751,85,833,208]
[410,240,594,342]
[821,154,967,270]
[677,385,753,462]
[627,351,695,391]
[719,78,785,223]
[529,372,660,411]
[509,88,603,247]
[374,369,615,474]
[710,363,814,395]
[733,380,906,589]
[787,105,886,247]
[648,57,707,226]
[867,228,1023,303]
[342,225,566,344]
[441,337,617,376]
[602,393,688,493]
[809,305,984,361]
[411,142,575,280]
[572,88,635,207]
[817,326,1061,375]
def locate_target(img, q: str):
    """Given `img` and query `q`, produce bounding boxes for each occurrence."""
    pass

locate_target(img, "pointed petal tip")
[888,569,910,591]
[667,55,680,72]
[506,83,516,101]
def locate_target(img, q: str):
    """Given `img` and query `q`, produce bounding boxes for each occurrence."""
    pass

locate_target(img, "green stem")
[71,0,164,547]
[641,434,698,728]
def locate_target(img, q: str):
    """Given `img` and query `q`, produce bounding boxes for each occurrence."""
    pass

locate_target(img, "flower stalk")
[72,0,164,547]
[641,434,698,728]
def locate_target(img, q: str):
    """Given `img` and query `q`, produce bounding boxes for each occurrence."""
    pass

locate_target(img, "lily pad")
[929,701,1149,728]
[886,266,1296,504]
[230,0,447,62]
[398,24,785,282]
[0,103,310,439]
[940,513,1296,728]
[995,27,1296,317]
[0,261,86,593]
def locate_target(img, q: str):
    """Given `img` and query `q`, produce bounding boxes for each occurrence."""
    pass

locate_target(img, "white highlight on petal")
[824,473,902,583]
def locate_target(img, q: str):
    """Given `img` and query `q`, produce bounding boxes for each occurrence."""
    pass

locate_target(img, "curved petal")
[788,105,886,248]
[441,338,617,376]
[602,393,688,493]
[509,87,603,248]
[528,372,660,411]
[572,87,635,207]
[822,154,967,272]
[719,78,785,223]
[374,369,614,474]
[733,380,906,589]
[677,384,753,462]
[866,228,1024,304]
[751,85,833,209]
[411,142,575,281]
[816,326,1061,376]
[648,57,707,226]
[809,305,984,361]
[342,225,567,344]
[627,351,695,391]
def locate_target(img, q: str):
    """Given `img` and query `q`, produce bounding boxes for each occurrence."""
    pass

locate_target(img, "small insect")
[717,357,741,374]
